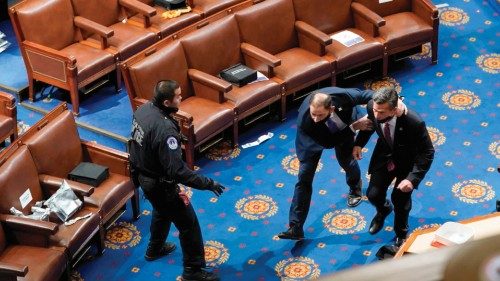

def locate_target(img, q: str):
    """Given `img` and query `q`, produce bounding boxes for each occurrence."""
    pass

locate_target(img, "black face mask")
[377,115,394,124]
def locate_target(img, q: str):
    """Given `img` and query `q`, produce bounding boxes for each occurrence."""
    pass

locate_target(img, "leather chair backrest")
[354,0,411,18]
[128,41,193,101]
[293,0,353,34]
[24,111,83,178]
[0,146,44,215]
[71,0,122,28]
[16,0,75,50]
[235,0,297,55]
[181,16,241,76]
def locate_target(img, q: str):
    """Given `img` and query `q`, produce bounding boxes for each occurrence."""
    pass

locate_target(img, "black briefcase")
[154,0,187,9]
[220,63,257,87]
[68,162,109,187]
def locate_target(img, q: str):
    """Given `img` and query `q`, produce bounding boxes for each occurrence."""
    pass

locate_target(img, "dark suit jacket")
[296,87,373,161]
[354,100,435,188]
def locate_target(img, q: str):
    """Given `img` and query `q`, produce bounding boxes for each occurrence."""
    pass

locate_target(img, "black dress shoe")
[277,227,304,240]
[369,206,393,235]
[395,237,406,247]
[182,267,219,281]
[145,242,176,261]
[347,193,362,207]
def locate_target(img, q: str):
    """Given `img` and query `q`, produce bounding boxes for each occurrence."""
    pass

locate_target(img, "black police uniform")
[129,102,214,269]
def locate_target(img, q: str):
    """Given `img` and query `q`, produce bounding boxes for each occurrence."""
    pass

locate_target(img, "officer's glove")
[209,181,226,197]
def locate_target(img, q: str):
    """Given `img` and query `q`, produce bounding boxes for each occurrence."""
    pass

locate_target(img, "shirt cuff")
[349,124,356,132]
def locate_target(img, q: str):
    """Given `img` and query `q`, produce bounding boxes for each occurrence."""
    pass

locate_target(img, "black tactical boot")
[144,242,176,261]
[181,267,219,281]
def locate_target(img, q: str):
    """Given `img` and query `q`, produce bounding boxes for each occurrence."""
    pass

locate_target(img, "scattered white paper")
[64,213,92,226]
[19,189,33,209]
[241,132,274,149]
[331,30,364,47]
[379,0,393,3]
[248,71,269,84]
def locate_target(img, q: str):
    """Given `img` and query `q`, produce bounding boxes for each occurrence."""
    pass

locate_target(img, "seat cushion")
[327,28,384,71]
[274,48,331,91]
[225,80,280,117]
[84,173,134,223]
[0,115,14,142]
[60,43,116,84]
[49,207,101,258]
[0,245,67,281]
[380,12,433,50]
[93,22,157,61]
[179,97,234,142]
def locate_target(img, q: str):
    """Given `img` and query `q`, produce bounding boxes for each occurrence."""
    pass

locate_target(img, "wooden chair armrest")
[188,69,231,103]
[295,21,332,45]
[0,92,16,118]
[81,141,130,175]
[0,214,58,235]
[120,0,157,17]
[351,2,385,37]
[0,262,28,277]
[74,16,114,38]
[38,174,94,198]
[295,21,332,56]
[412,0,439,25]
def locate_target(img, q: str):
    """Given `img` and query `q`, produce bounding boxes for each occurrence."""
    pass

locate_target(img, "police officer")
[129,80,225,281]
[277,87,374,240]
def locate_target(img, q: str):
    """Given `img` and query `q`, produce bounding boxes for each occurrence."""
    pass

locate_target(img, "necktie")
[325,118,339,133]
[383,123,395,171]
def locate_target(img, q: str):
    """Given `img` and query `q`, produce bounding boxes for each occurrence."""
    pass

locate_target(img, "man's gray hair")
[373,87,398,109]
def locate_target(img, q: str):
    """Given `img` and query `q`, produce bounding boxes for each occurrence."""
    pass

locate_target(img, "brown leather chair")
[70,0,158,62]
[354,0,439,73]
[180,15,281,122]
[9,0,118,115]
[0,143,103,265]
[122,41,236,169]
[192,0,247,17]
[20,103,140,226]
[235,0,333,117]
[293,0,386,80]
[0,92,17,146]
[0,222,68,281]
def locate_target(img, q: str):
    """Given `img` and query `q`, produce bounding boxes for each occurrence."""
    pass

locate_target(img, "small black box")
[220,63,257,87]
[68,162,109,187]
[154,0,187,10]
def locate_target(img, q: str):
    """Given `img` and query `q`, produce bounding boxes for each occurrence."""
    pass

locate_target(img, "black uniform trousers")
[139,174,205,268]
[366,168,412,238]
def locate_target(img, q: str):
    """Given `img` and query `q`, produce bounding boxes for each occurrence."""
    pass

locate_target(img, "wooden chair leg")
[95,226,105,256]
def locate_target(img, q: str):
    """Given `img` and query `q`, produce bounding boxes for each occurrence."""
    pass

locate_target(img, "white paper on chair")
[248,71,269,84]
[331,31,364,47]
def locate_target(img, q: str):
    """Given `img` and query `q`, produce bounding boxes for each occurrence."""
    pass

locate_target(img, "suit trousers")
[366,168,413,238]
[289,139,361,229]
[139,174,205,268]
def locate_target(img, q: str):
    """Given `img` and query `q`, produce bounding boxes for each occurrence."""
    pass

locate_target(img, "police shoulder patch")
[167,136,178,150]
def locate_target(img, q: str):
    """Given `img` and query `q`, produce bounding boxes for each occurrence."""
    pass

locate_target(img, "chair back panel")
[24,111,83,178]
[354,0,411,17]
[16,0,75,50]
[235,0,297,55]
[293,0,353,34]
[181,16,241,76]
[71,0,122,28]
[0,146,44,215]
[128,41,193,101]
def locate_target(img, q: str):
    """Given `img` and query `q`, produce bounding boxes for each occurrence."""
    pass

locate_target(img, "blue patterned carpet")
[1,1,499,280]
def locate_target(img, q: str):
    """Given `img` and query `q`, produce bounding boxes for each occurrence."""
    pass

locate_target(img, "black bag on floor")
[68,162,109,187]
[220,63,257,87]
